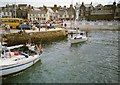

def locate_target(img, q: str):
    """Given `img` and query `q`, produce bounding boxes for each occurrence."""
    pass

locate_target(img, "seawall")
[5,29,68,46]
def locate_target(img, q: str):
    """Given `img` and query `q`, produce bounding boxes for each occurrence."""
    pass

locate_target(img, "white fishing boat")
[70,31,88,44]
[0,43,43,76]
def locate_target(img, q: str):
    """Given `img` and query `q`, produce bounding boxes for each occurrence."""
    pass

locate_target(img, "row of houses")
[75,1,120,21]
[0,1,120,21]
[0,4,75,21]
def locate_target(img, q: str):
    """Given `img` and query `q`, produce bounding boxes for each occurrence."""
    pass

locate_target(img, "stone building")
[16,4,33,19]
[28,6,55,21]
[114,2,120,20]
[0,4,16,18]
[75,2,94,21]
[56,7,67,20]
[90,1,116,21]
[51,5,75,20]
[0,7,12,18]
[46,7,55,21]
[94,4,103,10]
[66,4,76,20]
[28,8,41,20]
[1,1,119,21]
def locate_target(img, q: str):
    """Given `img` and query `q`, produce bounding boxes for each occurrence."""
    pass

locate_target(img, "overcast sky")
[0,0,119,7]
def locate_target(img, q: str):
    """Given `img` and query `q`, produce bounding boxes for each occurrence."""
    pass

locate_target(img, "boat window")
[5,50,9,52]
[74,37,76,39]
[2,51,4,54]
[80,33,83,35]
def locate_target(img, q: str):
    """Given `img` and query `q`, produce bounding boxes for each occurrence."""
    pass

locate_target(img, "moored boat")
[0,43,43,76]
[70,31,88,44]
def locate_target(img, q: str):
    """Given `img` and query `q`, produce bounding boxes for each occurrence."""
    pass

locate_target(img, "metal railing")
[63,20,120,29]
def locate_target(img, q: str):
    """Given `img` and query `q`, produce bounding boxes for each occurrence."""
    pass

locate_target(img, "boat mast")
[75,0,79,36]
[70,0,73,29]
[14,0,16,18]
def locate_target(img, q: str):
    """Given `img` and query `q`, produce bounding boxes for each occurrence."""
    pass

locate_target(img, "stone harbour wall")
[6,29,68,46]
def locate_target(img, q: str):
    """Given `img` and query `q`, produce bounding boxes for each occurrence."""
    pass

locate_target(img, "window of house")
[60,15,62,17]
[116,12,118,16]
[65,15,66,17]
[4,12,5,15]
[8,12,9,15]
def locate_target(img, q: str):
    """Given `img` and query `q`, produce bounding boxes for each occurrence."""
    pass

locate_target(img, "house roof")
[103,5,113,10]
[117,3,120,8]
[104,5,113,7]
[96,4,103,7]
[67,8,75,16]
[32,10,41,14]
[29,9,47,14]
[40,9,48,14]
[84,4,91,8]
[18,4,27,7]
[76,3,93,9]
[57,9,66,15]
[47,8,54,13]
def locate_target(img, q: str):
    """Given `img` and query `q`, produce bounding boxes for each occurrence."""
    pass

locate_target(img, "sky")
[0,0,120,7]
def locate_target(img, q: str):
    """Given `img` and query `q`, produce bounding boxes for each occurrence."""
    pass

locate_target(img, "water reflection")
[70,42,87,48]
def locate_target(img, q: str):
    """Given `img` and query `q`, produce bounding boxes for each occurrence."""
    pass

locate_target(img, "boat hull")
[70,37,88,44]
[0,55,40,76]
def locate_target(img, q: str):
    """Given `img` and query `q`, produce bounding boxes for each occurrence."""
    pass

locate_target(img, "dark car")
[17,25,32,30]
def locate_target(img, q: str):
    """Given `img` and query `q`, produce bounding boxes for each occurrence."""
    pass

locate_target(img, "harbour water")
[2,30,119,83]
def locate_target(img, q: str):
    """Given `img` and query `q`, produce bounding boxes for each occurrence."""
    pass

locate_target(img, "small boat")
[0,43,43,76]
[70,31,88,44]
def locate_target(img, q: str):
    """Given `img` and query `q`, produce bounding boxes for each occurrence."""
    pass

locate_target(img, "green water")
[2,30,119,83]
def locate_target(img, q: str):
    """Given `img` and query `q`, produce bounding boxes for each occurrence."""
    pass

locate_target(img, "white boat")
[69,1,88,44]
[0,43,42,76]
[70,31,88,44]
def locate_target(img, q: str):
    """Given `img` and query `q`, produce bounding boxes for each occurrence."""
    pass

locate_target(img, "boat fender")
[38,44,43,54]
[14,51,19,55]
[6,52,11,58]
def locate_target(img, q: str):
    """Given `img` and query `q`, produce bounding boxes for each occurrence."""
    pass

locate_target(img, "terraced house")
[75,2,94,21]
[90,1,116,21]
[16,4,33,19]
[114,2,120,20]
[28,7,55,21]
[0,4,16,18]
[51,4,75,20]
[1,1,119,21]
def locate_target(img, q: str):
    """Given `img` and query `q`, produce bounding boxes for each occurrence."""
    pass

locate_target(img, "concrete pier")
[3,28,68,46]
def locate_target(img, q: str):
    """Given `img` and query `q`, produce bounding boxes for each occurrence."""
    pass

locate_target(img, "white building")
[46,8,55,21]
[28,8,42,20]
[1,7,12,18]
[28,7,55,21]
